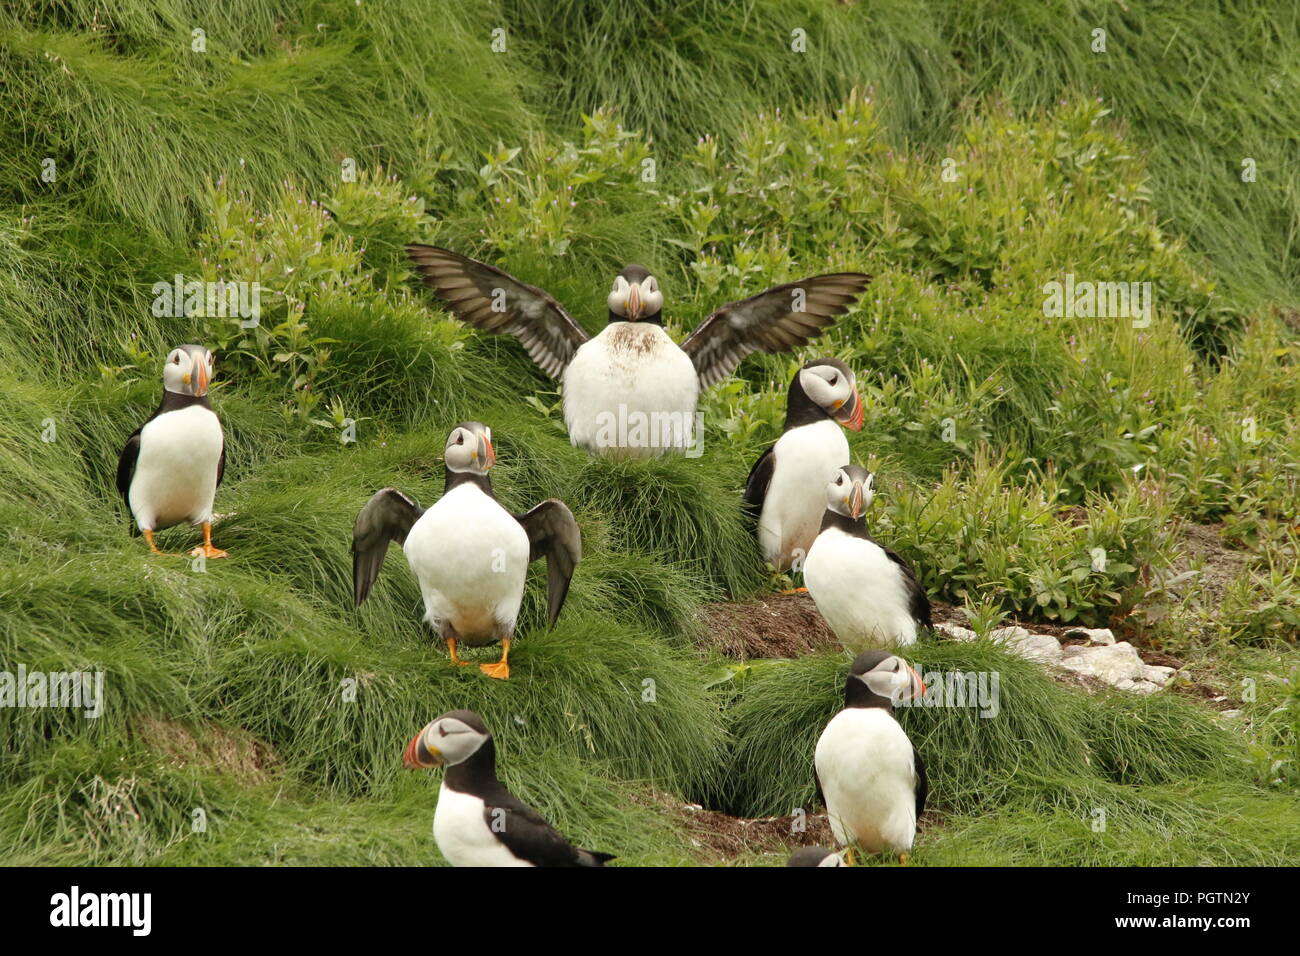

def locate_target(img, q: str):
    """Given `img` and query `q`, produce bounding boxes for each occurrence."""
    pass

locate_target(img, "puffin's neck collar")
[444,469,494,497]
[819,509,866,537]
[844,676,894,710]
[442,736,499,792]
[158,390,213,412]
[607,312,663,326]
[783,376,830,430]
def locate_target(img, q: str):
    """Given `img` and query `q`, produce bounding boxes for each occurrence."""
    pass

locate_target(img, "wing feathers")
[515,499,581,625]
[352,488,423,606]
[406,244,589,378]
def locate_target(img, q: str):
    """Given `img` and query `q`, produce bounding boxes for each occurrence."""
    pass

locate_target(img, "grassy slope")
[0,0,1295,866]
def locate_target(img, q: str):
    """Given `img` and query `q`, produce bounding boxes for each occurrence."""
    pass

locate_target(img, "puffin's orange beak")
[404,731,442,769]
[834,387,864,431]
[194,358,210,396]
[848,479,866,519]
[908,667,927,701]
[626,283,642,321]
[481,435,496,469]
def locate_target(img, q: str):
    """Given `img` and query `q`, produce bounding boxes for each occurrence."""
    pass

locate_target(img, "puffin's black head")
[404,709,492,769]
[845,650,925,710]
[792,356,863,430]
[607,264,663,323]
[162,344,214,397]
[826,465,875,520]
[786,846,848,867]
[444,421,496,475]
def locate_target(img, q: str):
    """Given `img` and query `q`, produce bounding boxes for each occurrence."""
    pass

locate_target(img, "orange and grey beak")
[480,434,496,470]
[626,282,642,322]
[404,731,443,769]
[832,387,864,431]
[193,358,210,396]
[906,666,927,702]
[847,478,867,519]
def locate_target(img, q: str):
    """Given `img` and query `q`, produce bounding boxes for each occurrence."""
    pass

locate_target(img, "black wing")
[913,745,928,821]
[484,787,603,867]
[115,429,142,512]
[883,546,932,630]
[406,244,589,378]
[681,273,872,390]
[515,499,581,626]
[352,488,423,606]
[216,442,226,488]
[742,445,776,521]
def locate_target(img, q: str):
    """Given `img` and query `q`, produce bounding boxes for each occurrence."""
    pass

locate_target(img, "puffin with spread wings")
[351,422,580,679]
[407,245,871,457]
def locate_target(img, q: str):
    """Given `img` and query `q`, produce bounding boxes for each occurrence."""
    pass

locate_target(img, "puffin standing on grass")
[804,465,931,649]
[815,650,927,865]
[406,245,870,457]
[743,358,864,572]
[116,344,227,558]
[352,422,580,679]
[404,709,614,867]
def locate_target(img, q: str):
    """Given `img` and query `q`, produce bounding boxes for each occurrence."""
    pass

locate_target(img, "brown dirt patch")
[678,804,835,860]
[697,590,837,659]
[136,716,277,783]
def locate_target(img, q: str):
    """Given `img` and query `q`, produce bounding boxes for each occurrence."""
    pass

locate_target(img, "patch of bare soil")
[698,590,837,659]
[136,716,277,783]
[678,805,834,860]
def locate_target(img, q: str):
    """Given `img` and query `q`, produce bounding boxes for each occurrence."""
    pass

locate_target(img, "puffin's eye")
[456,434,464,445]
[828,374,838,386]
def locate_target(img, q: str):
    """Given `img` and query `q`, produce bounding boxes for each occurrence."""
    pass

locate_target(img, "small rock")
[1006,633,1064,664]
[934,622,977,642]
[1141,664,1176,686]
[988,625,1029,643]
[1057,641,1147,686]
[1062,626,1116,645]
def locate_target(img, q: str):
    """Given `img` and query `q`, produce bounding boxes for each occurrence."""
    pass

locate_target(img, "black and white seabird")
[786,846,848,867]
[814,650,927,864]
[405,709,614,867]
[804,465,931,649]
[743,357,864,571]
[352,422,580,679]
[406,245,871,457]
[116,344,227,558]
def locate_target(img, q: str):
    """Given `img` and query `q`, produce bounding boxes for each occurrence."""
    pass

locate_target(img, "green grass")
[0,0,1296,866]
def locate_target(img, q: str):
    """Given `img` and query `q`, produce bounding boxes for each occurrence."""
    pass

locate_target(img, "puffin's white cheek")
[642,289,664,314]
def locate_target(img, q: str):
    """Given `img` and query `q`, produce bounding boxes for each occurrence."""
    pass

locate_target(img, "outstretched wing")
[406,244,589,378]
[515,499,581,625]
[682,273,872,389]
[742,445,776,521]
[352,488,423,606]
[912,745,928,820]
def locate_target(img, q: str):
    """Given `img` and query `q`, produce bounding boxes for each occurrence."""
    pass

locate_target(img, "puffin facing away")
[814,650,927,864]
[405,709,614,867]
[744,357,864,571]
[804,465,931,650]
[116,344,227,558]
[786,846,848,867]
[352,422,580,679]
[407,245,871,457]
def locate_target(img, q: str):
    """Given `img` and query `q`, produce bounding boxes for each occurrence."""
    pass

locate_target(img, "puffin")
[743,357,864,571]
[406,245,871,457]
[116,344,227,558]
[786,846,847,867]
[814,650,927,865]
[804,465,931,649]
[404,709,614,867]
[351,421,580,679]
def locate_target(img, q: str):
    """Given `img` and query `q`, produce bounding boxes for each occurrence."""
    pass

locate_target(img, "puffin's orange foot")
[143,530,175,555]
[479,660,510,680]
[779,587,809,595]
[898,852,910,866]
[189,544,228,559]
[844,847,857,866]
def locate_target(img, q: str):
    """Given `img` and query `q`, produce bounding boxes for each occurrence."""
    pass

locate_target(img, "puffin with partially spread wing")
[352,422,580,679]
[406,245,870,457]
